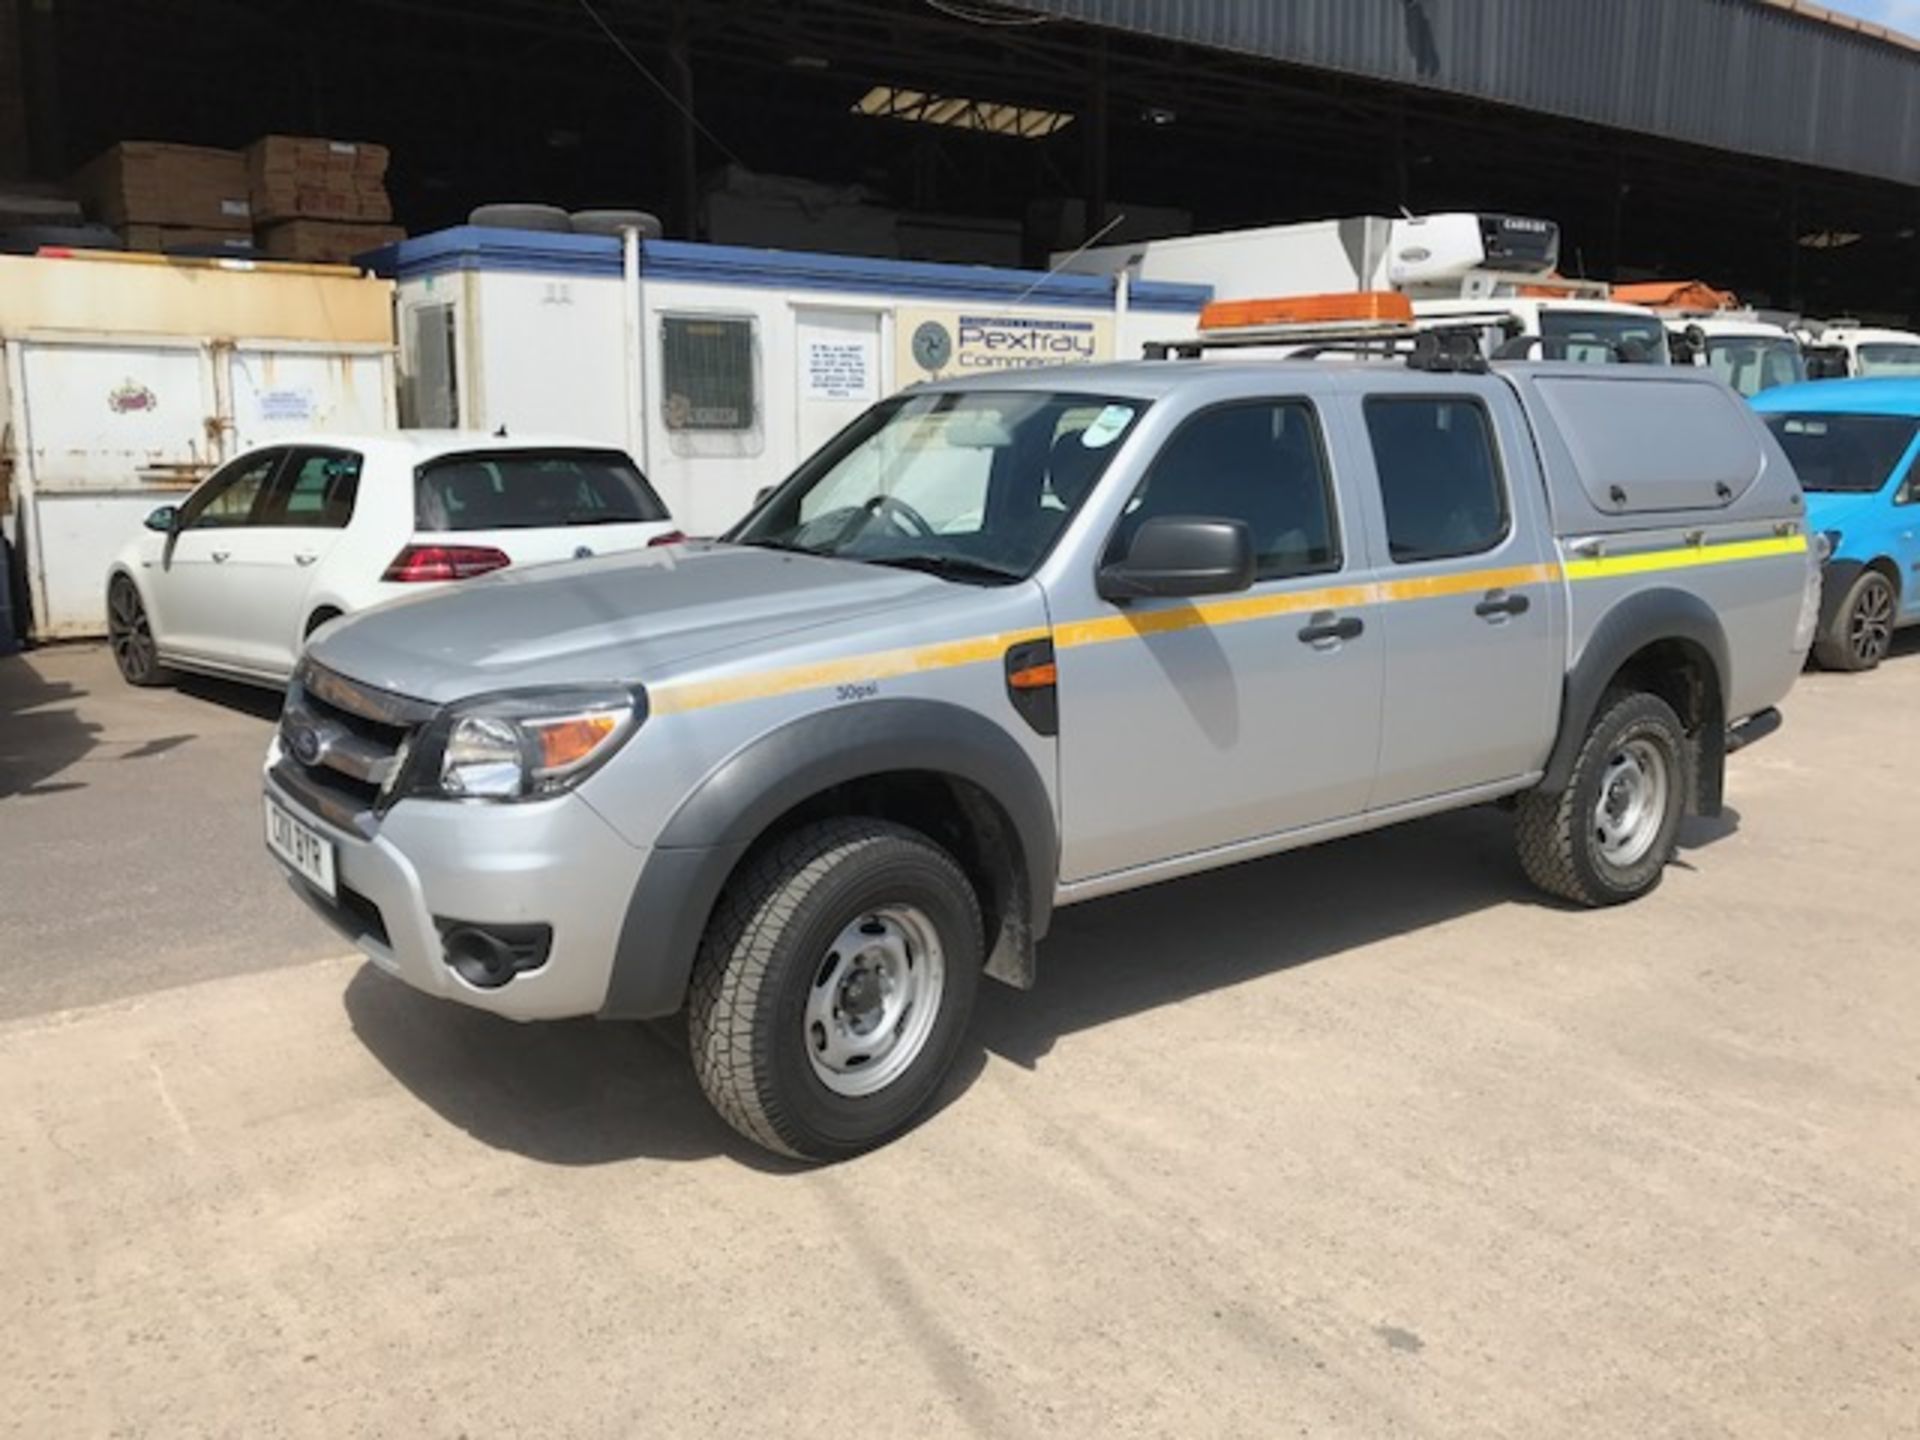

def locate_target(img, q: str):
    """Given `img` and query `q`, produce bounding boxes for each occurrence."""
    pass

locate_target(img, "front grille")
[278,662,439,828]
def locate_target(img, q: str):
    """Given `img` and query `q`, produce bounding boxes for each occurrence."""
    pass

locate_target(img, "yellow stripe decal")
[649,628,1048,715]
[647,536,1805,715]
[1560,532,1806,581]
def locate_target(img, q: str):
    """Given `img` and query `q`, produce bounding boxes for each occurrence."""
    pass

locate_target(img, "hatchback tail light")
[647,530,688,547]
[382,544,512,583]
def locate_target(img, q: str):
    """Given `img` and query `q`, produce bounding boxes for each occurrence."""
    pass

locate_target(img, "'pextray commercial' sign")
[897,307,1114,382]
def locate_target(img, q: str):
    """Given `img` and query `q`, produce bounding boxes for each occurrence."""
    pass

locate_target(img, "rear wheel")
[1516,691,1686,907]
[1813,568,1896,672]
[688,818,983,1161]
[106,576,170,687]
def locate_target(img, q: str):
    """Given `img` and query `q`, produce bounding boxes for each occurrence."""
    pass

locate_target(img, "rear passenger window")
[265,451,361,529]
[1364,398,1508,563]
[1108,400,1339,581]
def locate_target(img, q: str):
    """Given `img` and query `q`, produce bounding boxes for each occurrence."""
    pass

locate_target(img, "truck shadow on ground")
[0,652,99,798]
[346,799,1739,1171]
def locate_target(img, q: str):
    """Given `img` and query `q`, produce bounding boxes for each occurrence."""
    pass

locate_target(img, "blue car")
[1751,378,1920,670]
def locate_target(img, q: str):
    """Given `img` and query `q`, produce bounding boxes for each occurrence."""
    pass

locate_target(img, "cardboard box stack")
[248,136,402,261]
[69,142,253,252]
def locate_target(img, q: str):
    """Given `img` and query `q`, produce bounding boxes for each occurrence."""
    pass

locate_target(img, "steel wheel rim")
[108,582,154,678]
[1594,737,1669,868]
[1850,579,1894,665]
[804,904,946,1098]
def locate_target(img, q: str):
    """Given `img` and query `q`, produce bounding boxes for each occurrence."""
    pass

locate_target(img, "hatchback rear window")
[415,450,668,531]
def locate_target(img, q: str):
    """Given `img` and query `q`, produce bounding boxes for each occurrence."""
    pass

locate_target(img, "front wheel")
[1813,568,1896,672]
[106,576,171,687]
[688,818,983,1161]
[1516,691,1686,907]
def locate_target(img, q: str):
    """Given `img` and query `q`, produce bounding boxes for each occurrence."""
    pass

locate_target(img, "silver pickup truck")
[264,350,1818,1160]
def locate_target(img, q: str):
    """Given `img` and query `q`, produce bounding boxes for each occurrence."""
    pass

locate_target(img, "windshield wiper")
[734,535,825,556]
[862,553,1026,584]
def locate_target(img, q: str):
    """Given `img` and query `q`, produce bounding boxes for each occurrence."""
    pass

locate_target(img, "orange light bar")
[1199,290,1415,331]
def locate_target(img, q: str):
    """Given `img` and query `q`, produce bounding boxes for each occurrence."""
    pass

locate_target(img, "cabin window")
[661,315,758,432]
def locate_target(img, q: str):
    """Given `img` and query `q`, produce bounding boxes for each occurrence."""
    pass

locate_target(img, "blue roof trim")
[361,226,1210,312]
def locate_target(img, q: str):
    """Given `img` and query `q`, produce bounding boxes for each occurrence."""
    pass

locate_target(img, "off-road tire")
[688,818,983,1161]
[1812,567,1896,672]
[1516,691,1687,907]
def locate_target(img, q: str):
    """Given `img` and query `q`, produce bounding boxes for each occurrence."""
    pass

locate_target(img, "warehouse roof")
[1003,0,1920,186]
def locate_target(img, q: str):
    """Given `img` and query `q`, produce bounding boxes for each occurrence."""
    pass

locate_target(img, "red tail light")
[382,544,512,583]
[647,530,688,547]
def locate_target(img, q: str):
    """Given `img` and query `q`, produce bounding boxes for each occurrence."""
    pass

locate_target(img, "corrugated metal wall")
[1007,0,1920,187]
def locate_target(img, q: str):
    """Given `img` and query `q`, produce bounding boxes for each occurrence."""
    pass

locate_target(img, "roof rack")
[1143,316,1520,373]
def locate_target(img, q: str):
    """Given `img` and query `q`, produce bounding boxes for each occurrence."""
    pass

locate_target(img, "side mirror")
[145,504,179,533]
[1097,516,1255,602]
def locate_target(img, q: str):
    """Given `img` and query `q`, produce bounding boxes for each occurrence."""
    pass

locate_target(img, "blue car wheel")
[1815,567,1897,672]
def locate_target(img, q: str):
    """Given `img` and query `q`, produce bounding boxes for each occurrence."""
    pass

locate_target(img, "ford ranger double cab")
[264,349,1818,1160]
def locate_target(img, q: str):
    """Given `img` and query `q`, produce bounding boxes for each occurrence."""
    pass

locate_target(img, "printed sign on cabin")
[895,307,1113,383]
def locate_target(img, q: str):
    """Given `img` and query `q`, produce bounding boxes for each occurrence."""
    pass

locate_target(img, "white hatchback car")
[106,432,680,688]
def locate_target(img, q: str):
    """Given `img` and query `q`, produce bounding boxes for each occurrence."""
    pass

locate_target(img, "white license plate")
[265,795,337,899]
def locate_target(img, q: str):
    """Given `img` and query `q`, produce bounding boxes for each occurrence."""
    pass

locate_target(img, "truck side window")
[1107,400,1340,581]
[1364,398,1509,563]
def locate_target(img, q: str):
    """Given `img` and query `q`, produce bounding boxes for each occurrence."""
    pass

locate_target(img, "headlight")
[1817,529,1841,562]
[430,690,641,801]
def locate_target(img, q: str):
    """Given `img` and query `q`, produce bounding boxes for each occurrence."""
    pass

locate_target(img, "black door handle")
[1298,613,1364,644]
[1474,591,1531,618]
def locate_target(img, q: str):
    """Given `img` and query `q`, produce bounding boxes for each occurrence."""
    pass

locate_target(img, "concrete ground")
[1,642,1916,1438]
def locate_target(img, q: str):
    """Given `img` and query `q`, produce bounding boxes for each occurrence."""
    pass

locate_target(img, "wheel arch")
[303,602,347,639]
[105,564,154,629]
[1543,588,1730,814]
[600,699,1057,1020]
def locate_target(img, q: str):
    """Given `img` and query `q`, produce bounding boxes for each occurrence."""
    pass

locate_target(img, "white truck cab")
[1800,322,1920,380]
[1061,211,1669,365]
[1609,283,1806,397]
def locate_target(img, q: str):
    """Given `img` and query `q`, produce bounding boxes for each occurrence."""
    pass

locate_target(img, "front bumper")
[264,742,647,1021]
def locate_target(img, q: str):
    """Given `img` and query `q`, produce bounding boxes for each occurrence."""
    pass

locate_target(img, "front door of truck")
[1344,385,1561,809]
[1050,395,1387,884]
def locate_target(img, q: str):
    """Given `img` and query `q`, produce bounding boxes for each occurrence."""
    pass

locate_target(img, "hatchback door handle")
[210,549,231,563]
[294,552,318,566]
[1298,612,1364,645]
[1474,590,1530,619]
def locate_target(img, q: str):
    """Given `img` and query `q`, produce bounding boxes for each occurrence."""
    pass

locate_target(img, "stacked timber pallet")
[248,135,403,263]
[69,142,256,254]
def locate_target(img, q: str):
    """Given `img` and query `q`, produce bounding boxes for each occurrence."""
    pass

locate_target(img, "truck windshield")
[1706,337,1806,397]
[1538,310,1669,364]
[1855,343,1920,377]
[415,449,667,530]
[731,389,1146,581]
[1762,414,1919,492]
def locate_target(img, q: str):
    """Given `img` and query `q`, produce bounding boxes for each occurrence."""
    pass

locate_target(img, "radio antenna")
[1010,210,1128,307]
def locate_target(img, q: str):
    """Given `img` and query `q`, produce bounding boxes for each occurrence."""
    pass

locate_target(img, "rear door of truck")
[1334,373,1564,809]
